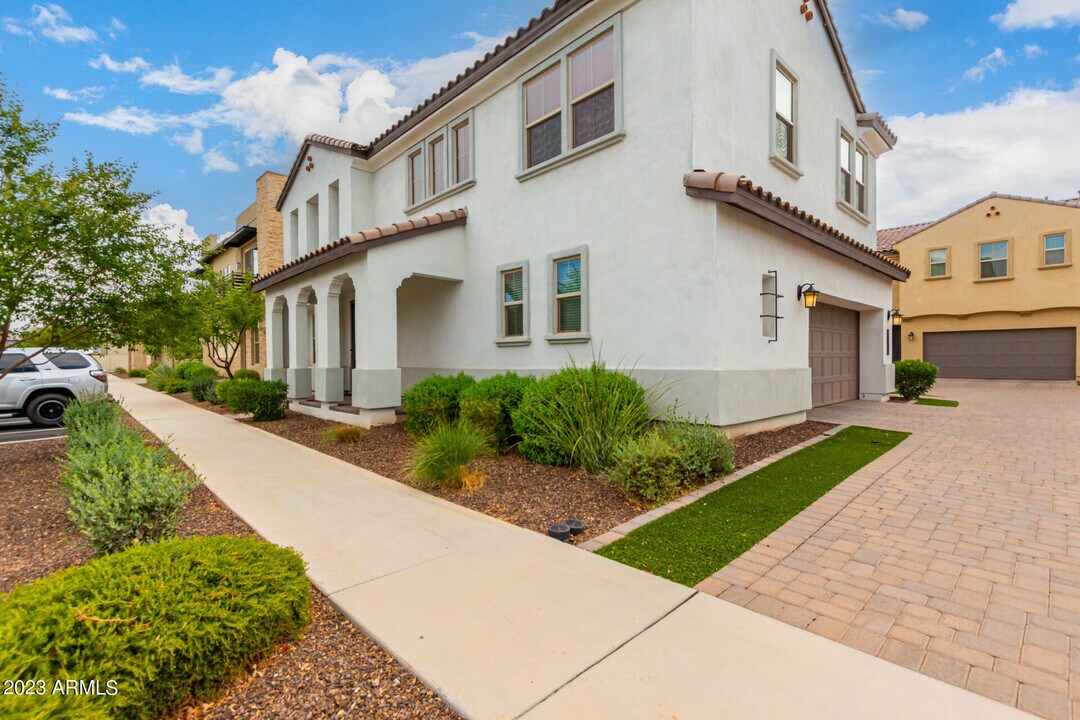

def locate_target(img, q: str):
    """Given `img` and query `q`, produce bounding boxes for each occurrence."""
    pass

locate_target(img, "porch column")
[351,279,401,409]
[286,296,312,399]
[313,287,344,403]
[264,296,286,383]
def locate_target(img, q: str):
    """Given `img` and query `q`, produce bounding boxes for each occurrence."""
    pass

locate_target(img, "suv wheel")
[26,393,69,427]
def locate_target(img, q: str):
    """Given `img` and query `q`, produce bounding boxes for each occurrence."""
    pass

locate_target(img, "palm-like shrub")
[407,419,493,489]
[144,364,175,391]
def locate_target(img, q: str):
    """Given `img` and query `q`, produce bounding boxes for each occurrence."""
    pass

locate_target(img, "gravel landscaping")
[0,431,460,720]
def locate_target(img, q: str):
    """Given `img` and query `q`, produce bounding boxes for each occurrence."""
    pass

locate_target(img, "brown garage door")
[924,327,1076,380]
[810,304,860,407]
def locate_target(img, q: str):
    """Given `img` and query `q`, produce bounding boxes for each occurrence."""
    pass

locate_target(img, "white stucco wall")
[264,0,897,428]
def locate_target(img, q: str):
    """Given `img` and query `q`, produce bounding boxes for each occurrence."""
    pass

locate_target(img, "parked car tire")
[26,393,70,427]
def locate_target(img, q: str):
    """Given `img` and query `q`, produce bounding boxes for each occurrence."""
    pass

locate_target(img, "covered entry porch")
[254,209,467,427]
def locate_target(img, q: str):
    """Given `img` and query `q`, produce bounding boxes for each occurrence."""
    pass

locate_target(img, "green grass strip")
[597,426,909,587]
[916,398,959,407]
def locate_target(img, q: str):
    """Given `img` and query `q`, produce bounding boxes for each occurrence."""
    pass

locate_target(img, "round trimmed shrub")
[0,536,311,720]
[127,368,147,378]
[512,362,650,471]
[173,361,213,381]
[894,359,939,399]
[403,373,476,437]
[232,368,261,382]
[459,372,536,450]
[222,379,261,414]
[250,380,288,422]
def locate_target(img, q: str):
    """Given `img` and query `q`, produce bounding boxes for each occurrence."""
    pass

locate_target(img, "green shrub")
[609,430,685,504]
[894,359,939,399]
[322,424,365,444]
[512,360,655,472]
[159,377,188,394]
[459,372,536,449]
[144,364,175,391]
[215,378,234,406]
[661,416,735,481]
[188,374,217,403]
[233,368,261,382]
[63,393,122,441]
[0,536,311,720]
[127,367,147,378]
[173,361,213,380]
[407,419,493,489]
[223,379,261,414]
[250,380,288,422]
[403,372,476,437]
[113,366,127,374]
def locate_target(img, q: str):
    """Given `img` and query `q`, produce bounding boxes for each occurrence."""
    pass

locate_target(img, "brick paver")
[695,380,1080,719]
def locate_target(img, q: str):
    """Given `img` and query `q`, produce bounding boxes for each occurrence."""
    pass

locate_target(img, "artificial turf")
[915,398,959,407]
[597,425,909,587]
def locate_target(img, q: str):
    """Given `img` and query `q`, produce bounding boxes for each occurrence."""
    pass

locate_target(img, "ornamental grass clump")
[0,536,311,720]
[407,419,493,489]
[322,424,366,444]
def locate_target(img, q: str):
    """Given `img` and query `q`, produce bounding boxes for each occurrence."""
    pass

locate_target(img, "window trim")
[1039,230,1072,269]
[926,246,951,280]
[517,17,623,183]
[975,238,1012,282]
[546,245,590,344]
[495,260,531,347]
[405,109,476,214]
[836,121,871,225]
[769,51,802,179]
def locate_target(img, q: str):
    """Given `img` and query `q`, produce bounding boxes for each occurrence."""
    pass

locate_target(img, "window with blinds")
[774,65,795,163]
[555,255,582,334]
[525,65,562,168]
[570,31,615,148]
[502,269,525,338]
[405,110,474,209]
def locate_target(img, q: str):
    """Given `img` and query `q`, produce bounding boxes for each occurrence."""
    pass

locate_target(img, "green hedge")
[219,379,288,421]
[127,368,146,378]
[0,536,312,720]
[894,359,939,399]
[232,368,261,382]
[459,372,536,450]
[403,373,475,437]
[173,361,213,381]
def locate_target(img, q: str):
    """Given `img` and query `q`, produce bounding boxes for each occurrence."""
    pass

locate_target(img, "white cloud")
[43,85,104,102]
[964,47,1010,82]
[105,16,125,39]
[63,106,190,134]
[878,84,1080,227]
[2,18,33,37]
[873,8,930,30]
[992,0,1080,30]
[27,3,96,43]
[170,128,204,154]
[1024,44,1046,58]
[90,52,150,73]
[141,203,199,246]
[141,63,234,95]
[202,147,239,173]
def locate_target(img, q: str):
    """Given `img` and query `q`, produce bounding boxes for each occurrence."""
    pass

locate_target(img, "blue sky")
[3,0,1079,236]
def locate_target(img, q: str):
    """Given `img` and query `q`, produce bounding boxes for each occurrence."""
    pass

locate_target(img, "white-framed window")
[837,125,870,219]
[839,132,853,205]
[928,247,948,278]
[405,109,474,211]
[495,261,530,346]
[855,146,868,213]
[519,19,622,177]
[979,240,1009,279]
[546,246,589,343]
[1043,232,1067,266]
[771,53,799,173]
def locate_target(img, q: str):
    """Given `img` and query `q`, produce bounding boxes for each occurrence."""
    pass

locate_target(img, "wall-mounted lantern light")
[908,331,915,341]
[797,283,819,309]
[890,310,904,326]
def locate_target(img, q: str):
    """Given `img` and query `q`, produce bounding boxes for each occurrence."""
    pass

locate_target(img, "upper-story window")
[406,110,474,211]
[242,245,258,275]
[773,62,797,166]
[928,248,948,278]
[838,127,869,218]
[839,133,853,204]
[520,20,621,176]
[854,147,868,213]
[1043,232,1067,266]
[979,240,1009,279]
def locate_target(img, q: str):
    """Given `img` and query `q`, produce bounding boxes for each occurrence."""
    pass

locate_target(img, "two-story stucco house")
[879,193,1080,381]
[252,0,908,431]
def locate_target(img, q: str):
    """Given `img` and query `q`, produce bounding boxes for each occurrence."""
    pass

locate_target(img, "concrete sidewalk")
[112,378,1033,720]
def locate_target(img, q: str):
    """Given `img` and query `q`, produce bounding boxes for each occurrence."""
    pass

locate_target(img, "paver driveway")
[696,379,1080,720]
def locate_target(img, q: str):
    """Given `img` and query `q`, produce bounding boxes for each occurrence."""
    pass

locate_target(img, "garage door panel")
[810,304,860,407]
[924,328,1075,380]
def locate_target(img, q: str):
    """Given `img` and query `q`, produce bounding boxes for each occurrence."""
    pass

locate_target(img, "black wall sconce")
[908,331,916,341]
[797,283,819,309]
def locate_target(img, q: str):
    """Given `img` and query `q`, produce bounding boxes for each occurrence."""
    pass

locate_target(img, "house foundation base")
[717,411,807,439]
[288,400,398,429]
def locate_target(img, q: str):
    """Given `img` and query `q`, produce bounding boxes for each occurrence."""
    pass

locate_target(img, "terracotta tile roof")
[876,222,933,253]
[856,112,897,149]
[878,191,1080,252]
[684,171,909,281]
[251,209,467,292]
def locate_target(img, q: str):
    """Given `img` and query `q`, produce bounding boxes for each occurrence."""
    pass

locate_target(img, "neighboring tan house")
[878,193,1080,381]
[252,0,908,430]
[199,171,286,375]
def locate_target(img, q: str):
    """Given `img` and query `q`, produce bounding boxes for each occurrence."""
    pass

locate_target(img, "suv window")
[0,353,39,373]
[45,351,91,369]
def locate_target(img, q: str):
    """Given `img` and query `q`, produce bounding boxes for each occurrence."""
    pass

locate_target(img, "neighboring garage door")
[924,327,1076,380]
[810,304,860,407]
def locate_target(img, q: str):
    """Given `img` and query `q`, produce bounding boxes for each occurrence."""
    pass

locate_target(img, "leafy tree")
[0,81,196,378]
[193,269,263,379]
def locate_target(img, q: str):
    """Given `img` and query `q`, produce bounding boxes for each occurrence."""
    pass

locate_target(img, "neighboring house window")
[1044,233,1066,266]
[928,248,948,277]
[502,269,525,338]
[555,255,583,334]
[243,245,258,275]
[453,118,472,184]
[569,31,615,148]
[855,146,868,213]
[408,148,424,206]
[406,110,475,209]
[839,132,853,205]
[525,65,562,168]
[253,324,261,364]
[774,64,796,164]
[430,135,447,195]
[979,240,1009,279]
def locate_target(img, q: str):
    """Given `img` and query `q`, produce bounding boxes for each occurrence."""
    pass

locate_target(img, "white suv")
[0,349,108,426]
